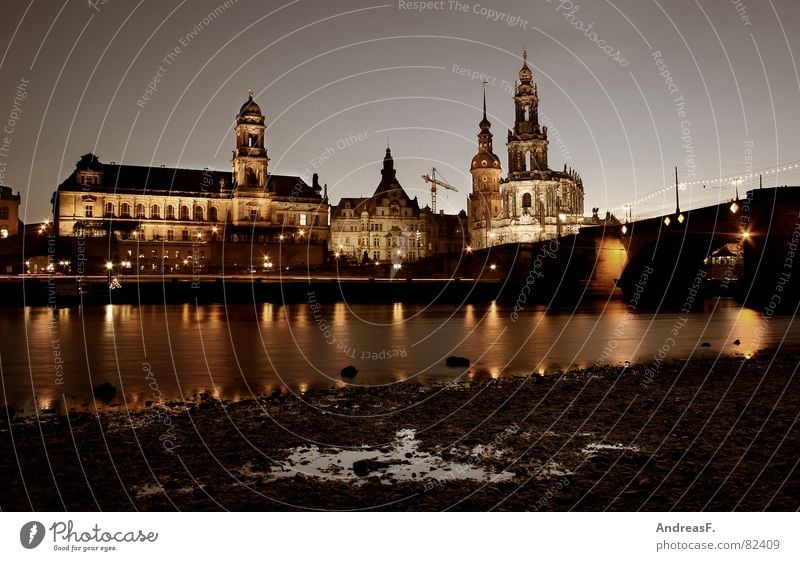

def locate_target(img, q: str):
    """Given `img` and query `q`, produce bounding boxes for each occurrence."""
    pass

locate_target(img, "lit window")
[299,214,307,226]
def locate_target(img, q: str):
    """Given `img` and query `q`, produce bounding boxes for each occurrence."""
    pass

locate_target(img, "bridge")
[615,186,800,309]
[448,186,800,310]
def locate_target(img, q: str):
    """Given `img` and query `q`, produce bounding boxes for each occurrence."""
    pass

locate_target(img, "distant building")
[0,186,23,273]
[52,91,329,272]
[0,186,21,238]
[468,50,585,249]
[330,147,466,263]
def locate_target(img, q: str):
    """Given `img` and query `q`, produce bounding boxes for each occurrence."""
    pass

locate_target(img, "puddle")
[132,483,195,499]
[581,442,640,457]
[261,429,517,484]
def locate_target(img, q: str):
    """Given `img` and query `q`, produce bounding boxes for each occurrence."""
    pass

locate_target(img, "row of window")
[342,237,425,248]
[335,222,424,232]
[85,203,319,225]
[340,208,414,218]
[86,203,221,221]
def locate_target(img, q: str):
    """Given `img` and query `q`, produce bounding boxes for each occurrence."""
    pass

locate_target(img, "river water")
[0,299,796,414]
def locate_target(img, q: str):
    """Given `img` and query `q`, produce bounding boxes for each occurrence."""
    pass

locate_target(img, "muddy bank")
[1,352,798,511]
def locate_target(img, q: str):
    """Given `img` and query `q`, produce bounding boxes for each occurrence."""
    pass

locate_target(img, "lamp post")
[105,261,113,286]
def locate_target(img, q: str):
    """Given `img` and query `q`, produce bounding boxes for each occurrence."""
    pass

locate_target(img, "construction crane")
[421,167,459,213]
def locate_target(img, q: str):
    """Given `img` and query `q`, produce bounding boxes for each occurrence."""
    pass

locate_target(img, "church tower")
[232,89,269,190]
[507,50,549,180]
[469,86,502,234]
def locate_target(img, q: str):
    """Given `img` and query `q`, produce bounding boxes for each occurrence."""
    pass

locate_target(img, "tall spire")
[483,80,487,121]
[519,48,533,84]
[479,81,491,131]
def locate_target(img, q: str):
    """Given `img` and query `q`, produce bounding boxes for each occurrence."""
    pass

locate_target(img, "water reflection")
[0,300,796,414]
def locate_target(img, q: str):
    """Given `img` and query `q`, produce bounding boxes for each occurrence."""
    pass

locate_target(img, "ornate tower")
[469,86,502,233]
[507,49,549,180]
[232,89,269,190]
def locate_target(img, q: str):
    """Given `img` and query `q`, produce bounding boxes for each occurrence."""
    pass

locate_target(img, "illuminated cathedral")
[468,50,585,249]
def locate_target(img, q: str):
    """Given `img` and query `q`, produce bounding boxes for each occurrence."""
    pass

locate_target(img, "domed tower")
[469,87,502,233]
[232,89,269,190]
[507,49,549,179]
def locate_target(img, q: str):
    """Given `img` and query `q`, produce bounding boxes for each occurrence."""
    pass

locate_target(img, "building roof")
[58,154,321,200]
[330,148,422,218]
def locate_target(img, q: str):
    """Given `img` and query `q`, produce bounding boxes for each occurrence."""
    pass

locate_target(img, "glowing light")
[490,264,497,270]
[105,261,113,270]
[730,202,739,214]
[465,246,473,253]
[663,216,671,226]
[742,231,750,239]
[621,225,628,234]
[677,213,685,224]
[212,226,218,233]
[558,213,567,221]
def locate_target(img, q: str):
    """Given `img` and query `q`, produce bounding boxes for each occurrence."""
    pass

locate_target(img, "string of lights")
[606,160,800,218]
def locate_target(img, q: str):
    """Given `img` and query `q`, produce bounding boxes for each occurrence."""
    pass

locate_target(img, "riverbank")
[1,352,798,511]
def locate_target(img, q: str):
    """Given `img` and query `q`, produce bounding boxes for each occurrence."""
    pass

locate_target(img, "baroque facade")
[53,91,329,271]
[468,50,585,249]
[330,147,466,263]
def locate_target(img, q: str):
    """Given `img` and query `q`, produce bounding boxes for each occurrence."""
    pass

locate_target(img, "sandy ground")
[1,352,798,511]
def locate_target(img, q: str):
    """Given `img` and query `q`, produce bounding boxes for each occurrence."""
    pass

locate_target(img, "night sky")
[1,0,799,221]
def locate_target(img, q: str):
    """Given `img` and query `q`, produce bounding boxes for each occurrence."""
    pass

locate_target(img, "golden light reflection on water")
[260,303,274,323]
[332,302,347,325]
[3,301,797,413]
[464,304,475,327]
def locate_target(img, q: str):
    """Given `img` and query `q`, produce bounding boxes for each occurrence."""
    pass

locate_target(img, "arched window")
[120,203,131,217]
[194,206,204,221]
[180,205,190,220]
[246,167,258,186]
[151,205,160,219]
[522,193,532,208]
[104,202,114,217]
[135,203,145,218]
[166,205,175,219]
[208,207,218,222]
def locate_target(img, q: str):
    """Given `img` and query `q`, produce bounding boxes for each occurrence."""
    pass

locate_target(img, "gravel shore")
[2,352,798,511]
